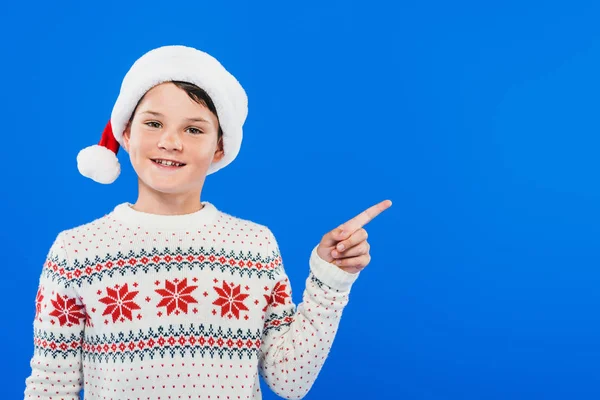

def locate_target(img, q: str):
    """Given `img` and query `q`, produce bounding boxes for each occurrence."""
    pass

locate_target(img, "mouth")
[151,159,187,168]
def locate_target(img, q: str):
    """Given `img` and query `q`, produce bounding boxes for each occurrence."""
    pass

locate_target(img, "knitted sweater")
[24,202,359,400]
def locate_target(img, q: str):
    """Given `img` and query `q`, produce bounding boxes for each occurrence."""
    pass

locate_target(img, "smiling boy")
[24,45,391,400]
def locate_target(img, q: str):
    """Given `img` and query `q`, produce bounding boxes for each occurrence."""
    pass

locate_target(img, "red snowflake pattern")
[98,283,141,323]
[83,307,94,327]
[155,278,199,316]
[49,293,85,327]
[35,287,44,320]
[263,281,290,312]
[212,281,249,319]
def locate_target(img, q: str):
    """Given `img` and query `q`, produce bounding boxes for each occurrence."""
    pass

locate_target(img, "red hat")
[76,120,121,184]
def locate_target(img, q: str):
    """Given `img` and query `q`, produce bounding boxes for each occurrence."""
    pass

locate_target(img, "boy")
[24,45,391,399]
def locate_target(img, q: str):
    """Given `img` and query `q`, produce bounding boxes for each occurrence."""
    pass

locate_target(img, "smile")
[151,159,186,167]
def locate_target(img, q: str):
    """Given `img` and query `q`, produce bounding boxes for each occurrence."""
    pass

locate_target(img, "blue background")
[3,0,600,399]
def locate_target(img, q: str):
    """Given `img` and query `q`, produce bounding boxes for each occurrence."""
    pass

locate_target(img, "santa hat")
[76,45,248,184]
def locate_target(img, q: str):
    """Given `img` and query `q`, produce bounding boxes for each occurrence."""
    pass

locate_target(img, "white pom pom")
[76,145,121,184]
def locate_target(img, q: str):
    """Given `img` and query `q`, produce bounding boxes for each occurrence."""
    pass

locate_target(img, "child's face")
[122,82,223,197]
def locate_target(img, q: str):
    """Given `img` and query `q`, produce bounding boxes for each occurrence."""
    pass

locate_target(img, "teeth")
[155,159,183,167]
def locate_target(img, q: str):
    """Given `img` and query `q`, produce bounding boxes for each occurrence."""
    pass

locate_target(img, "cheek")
[195,147,218,166]
[188,139,218,159]
[128,135,152,157]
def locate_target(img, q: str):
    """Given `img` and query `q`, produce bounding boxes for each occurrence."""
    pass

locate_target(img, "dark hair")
[128,80,223,141]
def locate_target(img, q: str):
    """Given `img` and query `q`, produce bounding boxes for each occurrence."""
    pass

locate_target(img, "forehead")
[138,83,211,114]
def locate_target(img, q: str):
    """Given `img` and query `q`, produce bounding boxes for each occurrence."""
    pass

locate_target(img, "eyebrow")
[140,110,211,124]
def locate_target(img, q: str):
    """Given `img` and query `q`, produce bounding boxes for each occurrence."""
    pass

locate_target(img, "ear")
[122,123,131,152]
[212,136,225,163]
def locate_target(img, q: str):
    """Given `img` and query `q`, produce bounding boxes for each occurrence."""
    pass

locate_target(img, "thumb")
[321,226,348,247]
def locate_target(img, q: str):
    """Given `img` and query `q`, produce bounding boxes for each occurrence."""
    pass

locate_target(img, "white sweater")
[24,202,359,399]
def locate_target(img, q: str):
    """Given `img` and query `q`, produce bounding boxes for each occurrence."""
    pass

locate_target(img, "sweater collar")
[110,201,219,231]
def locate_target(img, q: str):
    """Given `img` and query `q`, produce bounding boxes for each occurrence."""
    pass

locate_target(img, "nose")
[158,129,182,151]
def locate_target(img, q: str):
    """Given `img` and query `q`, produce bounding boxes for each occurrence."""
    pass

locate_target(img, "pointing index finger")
[340,199,392,235]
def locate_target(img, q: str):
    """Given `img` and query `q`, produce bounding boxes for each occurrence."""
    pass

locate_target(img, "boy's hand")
[316,200,392,274]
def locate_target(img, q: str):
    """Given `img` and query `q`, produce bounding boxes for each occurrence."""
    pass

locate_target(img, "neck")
[132,184,204,216]
[111,200,218,231]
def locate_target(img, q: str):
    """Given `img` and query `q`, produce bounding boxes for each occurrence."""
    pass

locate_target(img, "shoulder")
[213,206,281,250]
[60,210,116,239]
[41,209,114,274]
[214,208,274,238]
[49,205,121,252]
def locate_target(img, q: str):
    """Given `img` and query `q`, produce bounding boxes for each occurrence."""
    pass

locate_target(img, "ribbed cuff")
[309,245,360,292]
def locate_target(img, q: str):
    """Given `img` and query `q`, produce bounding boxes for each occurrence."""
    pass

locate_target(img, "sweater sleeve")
[258,231,360,399]
[24,232,85,400]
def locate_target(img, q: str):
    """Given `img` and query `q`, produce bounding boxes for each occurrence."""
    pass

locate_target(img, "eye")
[186,127,203,135]
[145,121,162,128]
